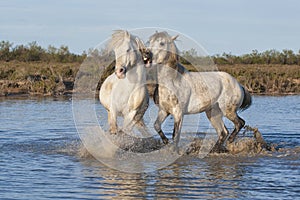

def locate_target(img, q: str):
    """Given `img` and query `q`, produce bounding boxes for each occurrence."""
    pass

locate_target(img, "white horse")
[99,30,151,135]
[149,31,252,152]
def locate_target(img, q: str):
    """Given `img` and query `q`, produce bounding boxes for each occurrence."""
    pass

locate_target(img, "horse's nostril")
[119,68,124,73]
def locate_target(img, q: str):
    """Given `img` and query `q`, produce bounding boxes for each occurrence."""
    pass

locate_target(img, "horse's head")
[148,31,179,66]
[109,30,150,79]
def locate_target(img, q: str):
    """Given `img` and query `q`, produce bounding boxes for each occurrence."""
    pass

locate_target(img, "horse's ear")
[136,38,146,52]
[171,35,179,41]
[124,30,130,39]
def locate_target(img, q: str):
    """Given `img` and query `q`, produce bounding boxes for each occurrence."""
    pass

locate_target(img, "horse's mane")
[107,30,137,51]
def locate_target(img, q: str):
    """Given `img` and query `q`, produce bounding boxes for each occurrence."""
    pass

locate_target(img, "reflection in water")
[77,145,300,199]
[77,154,264,199]
[79,159,148,199]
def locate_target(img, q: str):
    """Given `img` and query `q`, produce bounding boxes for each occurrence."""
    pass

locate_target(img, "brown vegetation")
[0,41,299,97]
[218,64,300,94]
[0,61,79,96]
[0,61,299,97]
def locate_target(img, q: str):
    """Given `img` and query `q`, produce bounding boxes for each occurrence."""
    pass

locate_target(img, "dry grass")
[218,64,300,94]
[0,61,299,96]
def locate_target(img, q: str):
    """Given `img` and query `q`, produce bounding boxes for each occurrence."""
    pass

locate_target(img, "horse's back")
[183,72,223,113]
[184,71,244,113]
[187,71,224,98]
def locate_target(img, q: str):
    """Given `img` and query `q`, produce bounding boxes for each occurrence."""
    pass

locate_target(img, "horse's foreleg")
[108,111,118,134]
[123,110,138,132]
[154,109,169,144]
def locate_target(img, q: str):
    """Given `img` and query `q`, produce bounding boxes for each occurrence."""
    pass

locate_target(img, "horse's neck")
[157,62,185,83]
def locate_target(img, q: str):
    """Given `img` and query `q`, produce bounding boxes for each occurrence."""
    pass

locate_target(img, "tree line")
[181,49,300,65]
[0,41,85,63]
[213,49,300,65]
[1,40,300,65]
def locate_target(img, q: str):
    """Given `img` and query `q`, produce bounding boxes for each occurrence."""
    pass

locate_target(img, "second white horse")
[99,30,151,135]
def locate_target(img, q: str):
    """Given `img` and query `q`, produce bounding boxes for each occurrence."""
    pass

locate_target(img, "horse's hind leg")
[226,111,245,143]
[172,112,183,150]
[206,104,229,152]
[154,109,169,144]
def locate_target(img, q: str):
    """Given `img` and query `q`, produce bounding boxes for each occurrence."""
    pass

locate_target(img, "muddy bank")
[0,61,77,97]
[0,61,299,97]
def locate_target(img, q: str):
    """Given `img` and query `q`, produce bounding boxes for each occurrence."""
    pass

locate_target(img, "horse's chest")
[112,84,146,111]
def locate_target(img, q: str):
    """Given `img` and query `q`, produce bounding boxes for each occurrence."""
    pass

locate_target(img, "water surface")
[0,96,299,199]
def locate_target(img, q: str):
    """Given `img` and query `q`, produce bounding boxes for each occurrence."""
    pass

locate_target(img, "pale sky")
[1,0,299,55]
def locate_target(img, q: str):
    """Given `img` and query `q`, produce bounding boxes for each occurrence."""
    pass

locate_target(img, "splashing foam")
[188,126,276,156]
[225,126,275,155]
[75,125,299,160]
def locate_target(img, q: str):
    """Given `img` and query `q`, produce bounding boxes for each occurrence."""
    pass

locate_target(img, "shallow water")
[0,96,299,199]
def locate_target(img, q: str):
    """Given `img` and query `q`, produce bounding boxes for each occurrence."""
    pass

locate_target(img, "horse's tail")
[239,86,252,111]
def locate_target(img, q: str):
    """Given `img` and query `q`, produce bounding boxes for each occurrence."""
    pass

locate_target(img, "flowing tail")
[240,86,252,111]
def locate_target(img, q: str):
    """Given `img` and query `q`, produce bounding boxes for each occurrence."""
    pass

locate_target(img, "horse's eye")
[160,42,165,46]
[126,49,130,52]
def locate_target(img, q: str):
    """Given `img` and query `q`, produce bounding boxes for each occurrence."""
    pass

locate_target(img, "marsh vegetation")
[0,41,299,96]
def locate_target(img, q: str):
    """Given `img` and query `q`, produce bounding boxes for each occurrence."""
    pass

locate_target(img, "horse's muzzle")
[115,66,126,79]
[142,50,153,68]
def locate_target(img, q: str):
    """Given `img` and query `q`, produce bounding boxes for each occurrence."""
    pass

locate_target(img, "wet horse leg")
[206,104,229,152]
[123,110,138,132]
[226,111,245,143]
[172,112,183,150]
[108,111,118,134]
[154,109,169,144]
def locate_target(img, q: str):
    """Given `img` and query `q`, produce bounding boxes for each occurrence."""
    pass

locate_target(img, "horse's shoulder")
[102,73,115,84]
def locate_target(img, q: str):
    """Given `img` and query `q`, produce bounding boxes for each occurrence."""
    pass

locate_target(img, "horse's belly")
[186,90,220,114]
[186,101,211,114]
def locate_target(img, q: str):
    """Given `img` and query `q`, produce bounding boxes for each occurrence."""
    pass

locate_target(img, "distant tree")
[281,49,296,65]
[12,44,27,61]
[180,48,198,64]
[26,41,44,61]
[0,41,13,61]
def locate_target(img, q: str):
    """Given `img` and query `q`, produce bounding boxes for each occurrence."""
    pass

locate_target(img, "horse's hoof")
[219,146,229,153]
[162,138,169,145]
[210,145,228,153]
[109,129,118,135]
[227,136,235,143]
